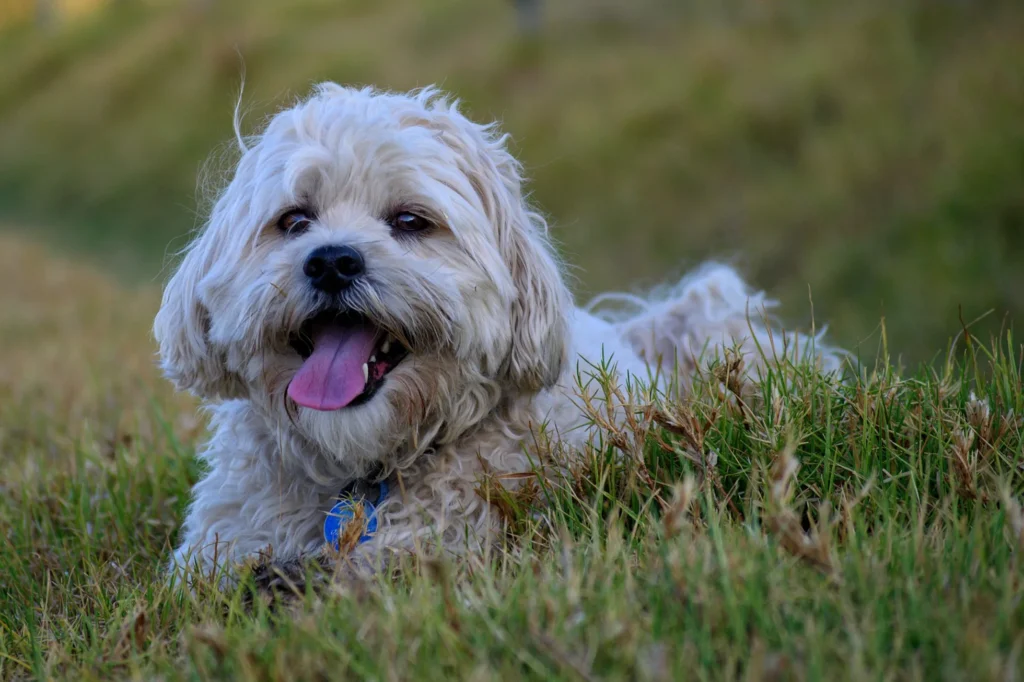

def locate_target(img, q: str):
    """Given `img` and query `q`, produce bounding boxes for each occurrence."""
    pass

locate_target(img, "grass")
[1,232,1023,680]
[0,0,1023,364]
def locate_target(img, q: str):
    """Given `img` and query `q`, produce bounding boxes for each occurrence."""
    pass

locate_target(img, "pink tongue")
[287,323,378,411]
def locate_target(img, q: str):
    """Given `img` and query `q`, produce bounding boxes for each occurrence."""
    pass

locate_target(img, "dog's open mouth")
[287,311,410,411]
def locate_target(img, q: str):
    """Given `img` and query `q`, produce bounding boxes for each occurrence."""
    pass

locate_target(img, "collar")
[323,469,389,549]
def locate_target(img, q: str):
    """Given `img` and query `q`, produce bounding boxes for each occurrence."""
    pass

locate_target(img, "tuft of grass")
[1,233,1023,680]
[0,0,1023,364]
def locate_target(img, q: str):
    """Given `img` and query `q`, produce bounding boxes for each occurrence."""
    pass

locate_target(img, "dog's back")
[585,262,846,394]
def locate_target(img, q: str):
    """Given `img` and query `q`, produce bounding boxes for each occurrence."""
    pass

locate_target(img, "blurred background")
[0,0,1021,368]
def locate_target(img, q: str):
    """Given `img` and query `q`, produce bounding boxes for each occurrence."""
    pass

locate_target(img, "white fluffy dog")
[156,83,842,584]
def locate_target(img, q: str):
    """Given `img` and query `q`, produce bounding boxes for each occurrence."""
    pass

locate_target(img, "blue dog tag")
[323,480,389,549]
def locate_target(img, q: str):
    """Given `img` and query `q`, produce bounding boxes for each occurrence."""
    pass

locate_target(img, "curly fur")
[156,83,844,584]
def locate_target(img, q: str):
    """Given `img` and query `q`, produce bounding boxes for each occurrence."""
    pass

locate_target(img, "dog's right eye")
[277,209,314,236]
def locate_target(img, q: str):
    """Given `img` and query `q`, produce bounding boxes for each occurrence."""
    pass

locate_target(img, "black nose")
[303,245,365,293]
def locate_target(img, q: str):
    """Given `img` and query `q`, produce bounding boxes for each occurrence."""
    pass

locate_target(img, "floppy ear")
[464,123,571,392]
[498,205,572,392]
[153,230,245,400]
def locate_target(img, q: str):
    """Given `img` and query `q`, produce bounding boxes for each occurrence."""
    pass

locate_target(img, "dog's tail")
[585,262,847,393]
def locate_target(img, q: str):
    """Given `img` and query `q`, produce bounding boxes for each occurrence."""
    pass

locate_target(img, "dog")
[156,83,843,585]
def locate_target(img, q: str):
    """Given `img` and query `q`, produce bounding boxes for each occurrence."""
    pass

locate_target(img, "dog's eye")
[278,209,314,236]
[389,211,432,233]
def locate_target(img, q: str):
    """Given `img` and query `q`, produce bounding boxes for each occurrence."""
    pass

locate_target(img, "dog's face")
[154,84,570,474]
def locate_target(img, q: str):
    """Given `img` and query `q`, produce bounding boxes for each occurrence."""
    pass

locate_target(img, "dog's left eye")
[278,209,314,236]
[389,211,432,233]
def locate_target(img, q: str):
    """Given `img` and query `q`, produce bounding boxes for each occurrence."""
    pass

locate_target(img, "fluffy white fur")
[156,83,843,582]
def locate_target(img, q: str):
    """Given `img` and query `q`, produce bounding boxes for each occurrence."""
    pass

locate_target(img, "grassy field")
[0,0,1022,364]
[0,231,1023,680]
[2,0,1024,678]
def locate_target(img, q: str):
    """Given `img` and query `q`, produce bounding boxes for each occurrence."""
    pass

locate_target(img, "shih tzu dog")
[156,83,843,584]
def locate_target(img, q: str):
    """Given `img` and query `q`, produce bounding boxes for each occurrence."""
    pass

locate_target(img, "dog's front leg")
[169,457,327,589]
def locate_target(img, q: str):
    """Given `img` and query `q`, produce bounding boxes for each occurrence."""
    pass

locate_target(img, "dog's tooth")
[369,354,377,363]
[362,363,369,383]
[381,339,391,354]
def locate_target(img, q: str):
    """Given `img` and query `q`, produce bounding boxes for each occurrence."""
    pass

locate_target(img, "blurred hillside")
[0,0,1021,366]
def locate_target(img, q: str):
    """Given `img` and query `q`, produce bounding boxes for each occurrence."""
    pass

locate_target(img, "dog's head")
[154,84,571,473]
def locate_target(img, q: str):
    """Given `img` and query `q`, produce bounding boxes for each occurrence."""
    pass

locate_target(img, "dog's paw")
[245,552,334,606]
